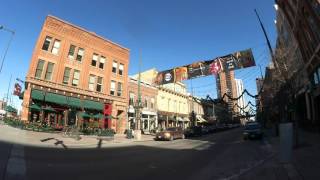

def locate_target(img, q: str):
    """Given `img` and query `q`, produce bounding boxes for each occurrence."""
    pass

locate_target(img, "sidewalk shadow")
[97,139,102,149]
[40,137,68,149]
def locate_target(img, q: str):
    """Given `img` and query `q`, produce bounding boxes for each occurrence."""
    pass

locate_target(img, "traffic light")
[13,83,22,96]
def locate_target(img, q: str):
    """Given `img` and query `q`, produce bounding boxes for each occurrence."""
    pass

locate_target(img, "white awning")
[142,110,157,116]
[177,117,184,121]
[196,115,207,123]
[128,106,135,113]
[183,117,190,122]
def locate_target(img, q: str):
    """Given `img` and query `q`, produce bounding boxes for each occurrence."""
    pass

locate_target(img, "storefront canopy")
[196,115,207,123]
[93,113,105,119]
[78,112,91,118]
[67,97,81,108]
[45,92,67,105]
[29,104,41,111]
[83,100,103,111]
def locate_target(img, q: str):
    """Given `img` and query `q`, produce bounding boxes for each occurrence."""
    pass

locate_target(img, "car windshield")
[245,124,260,130]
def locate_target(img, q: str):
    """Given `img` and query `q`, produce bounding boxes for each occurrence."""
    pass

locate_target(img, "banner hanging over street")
[154,49,255,85]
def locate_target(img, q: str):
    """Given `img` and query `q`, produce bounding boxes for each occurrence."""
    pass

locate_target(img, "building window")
[96,76,103,92]
[63,67,71,84]
[110,81,116,96]
[68,45,76,59]
[99,56,105,69]
[88,75,95,91]
[117,82,122,96]
[151,98,155,109]
[44,62,54,81]
[119,63,124,76]
[35,60,45,79]
[72,70,80,86]
[42,36,52,51]
[91,54,98,67]
[129,92,134,105]
[112,61,117,73]
[144,97,148,108]
[51,40,61,55]
[76,48,84,62]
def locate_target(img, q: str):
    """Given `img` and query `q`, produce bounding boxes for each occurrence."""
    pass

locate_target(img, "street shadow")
[97,139,102,149]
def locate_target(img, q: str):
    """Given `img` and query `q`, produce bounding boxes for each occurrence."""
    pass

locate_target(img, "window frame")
[44,62,54,81]
[110,80,116,96]
[41,36,52,51]
[51,39,61,55]
[35,59,45,79]
[119,63,124,76]
[68,45,76,59]
[91,53,98,67]
[117,82,122,96]
[72,70,80,86]
[96,76,103,92]
[63,67,71,85]
[112,61,118,74]
[99,56,105,69]
[76,48,84,62]
[88,74,95,91]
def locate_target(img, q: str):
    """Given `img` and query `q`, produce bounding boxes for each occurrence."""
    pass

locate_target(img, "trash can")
[126,129,133,139]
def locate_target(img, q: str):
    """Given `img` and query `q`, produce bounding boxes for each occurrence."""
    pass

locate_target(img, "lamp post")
[134,51,143,140]
[0,25,15,74]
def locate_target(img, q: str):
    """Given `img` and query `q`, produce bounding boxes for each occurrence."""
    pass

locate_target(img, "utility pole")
[0,25,15,74]
[5,74,12,107]
[134,50,143,140]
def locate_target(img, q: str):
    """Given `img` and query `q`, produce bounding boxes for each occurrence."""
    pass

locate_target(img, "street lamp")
[0,25,15,74]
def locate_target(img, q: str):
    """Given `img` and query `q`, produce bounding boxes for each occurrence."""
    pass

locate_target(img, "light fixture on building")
[56,90,58,93]
[40,86,43,89]
[48,88,51,91]
[63,91,66,95]
[71,93,73,96]
[84,96,86,98]
[77,94,80,97]
[91,97,93,100]
[274,4,279,11]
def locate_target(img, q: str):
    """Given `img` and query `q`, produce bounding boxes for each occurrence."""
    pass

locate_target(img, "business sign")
[155,49,255,85]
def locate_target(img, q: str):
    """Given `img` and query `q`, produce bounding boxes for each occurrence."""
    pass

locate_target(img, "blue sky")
[0,0,277,111]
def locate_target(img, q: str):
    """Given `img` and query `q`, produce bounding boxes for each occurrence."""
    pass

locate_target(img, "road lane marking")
[5,144,26,180]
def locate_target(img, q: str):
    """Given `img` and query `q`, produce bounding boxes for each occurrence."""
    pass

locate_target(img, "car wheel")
[170,136,174,141]
[182,134,185,139]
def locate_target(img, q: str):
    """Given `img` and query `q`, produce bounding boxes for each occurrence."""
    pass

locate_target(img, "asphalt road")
[0,128,273,180]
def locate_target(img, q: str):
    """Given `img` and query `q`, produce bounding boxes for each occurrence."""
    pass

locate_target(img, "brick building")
[275,0,320,129]
[216,70,238,117]
[128,77,158,133]
[21,15,129,133]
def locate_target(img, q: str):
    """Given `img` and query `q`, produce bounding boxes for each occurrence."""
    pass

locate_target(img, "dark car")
[185,126,202,137]
[155,127,185,141]
[243,122,263,140]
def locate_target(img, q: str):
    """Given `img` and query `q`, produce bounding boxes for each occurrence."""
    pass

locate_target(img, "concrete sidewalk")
[238,128,320,180]
[0,124,155,149]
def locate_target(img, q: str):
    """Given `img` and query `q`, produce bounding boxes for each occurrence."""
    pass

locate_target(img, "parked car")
[208,125,217,133]
[243,122,263,140]
[155,127,185,141]
[185,126,202,137]
[201,126,210,134]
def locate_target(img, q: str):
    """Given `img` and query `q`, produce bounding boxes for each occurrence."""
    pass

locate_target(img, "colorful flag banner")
[154,49,255,85]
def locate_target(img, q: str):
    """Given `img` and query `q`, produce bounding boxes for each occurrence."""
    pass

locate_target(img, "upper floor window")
[76,48,84,62]
[99,56,105,69]
[35,59,45,79]
[68,45,76,59]
[91,54,98,67]
[119,63,124,76]
[63,67,71,85]
[112,61,117,73]
[129,92,135,105]
[72,70,80,86]
[96,76,103,92]
[42,36,52,51]
[44,62,54,81]
[144,97,148,108]
[110,81,116,96]
[51,40,61,55]
[88,75,95,91]
[117,82,122,96]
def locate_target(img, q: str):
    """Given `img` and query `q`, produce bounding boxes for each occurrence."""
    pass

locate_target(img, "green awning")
[83,100,103,111]
[29,104,41,111]
[5,106,17,113]
[79,112,91,118]
[42,106,56,113]
[31,89,44,101]
[67,97,81,108]
[105,115,118,119]
[93,113,105,119]
[45,92,67,105]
